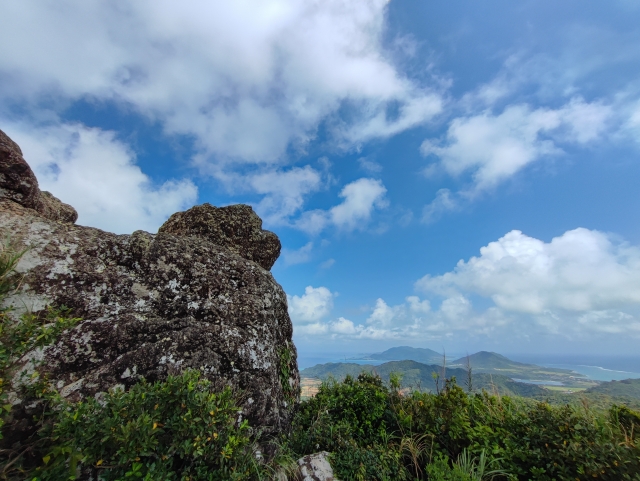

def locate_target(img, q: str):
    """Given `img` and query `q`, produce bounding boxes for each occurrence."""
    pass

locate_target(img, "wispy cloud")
[296,178,388,234]
[421,98,612,192]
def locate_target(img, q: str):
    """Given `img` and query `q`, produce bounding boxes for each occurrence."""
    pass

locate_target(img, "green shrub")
[33,371,263,481]
[287,374,640,481]
[287,372,412,480]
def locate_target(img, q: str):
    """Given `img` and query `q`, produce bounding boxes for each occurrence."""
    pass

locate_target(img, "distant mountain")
[449,351,580,380]
[357,346,444,365]
[451,351,536,369]
[300,360,640,410]
[299,360,548,397]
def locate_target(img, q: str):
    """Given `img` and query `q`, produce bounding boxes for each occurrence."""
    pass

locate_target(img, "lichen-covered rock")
[159,203,281,270]
[35,190,79,224]
[0,129,298,439]
[296,452,338,481]
[0,128,78,224]
[0,128,39,209]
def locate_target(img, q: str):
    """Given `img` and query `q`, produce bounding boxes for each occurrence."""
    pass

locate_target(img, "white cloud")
[417,228,640,314]
[287,285,334,324]
[320,258,336,269]
[331,178,388,229]
[294,295,437,341]
[421,98,612,191]
[406,295,431,314]
[295,322,329,336]
[2,120,197,234]
[296,178,388,234]
[329,317,357,335]
[297,228,640,343]
[248,167,324,225]
[358,157,383,174]
[624,101,640,142]
[0,0,442,164]
[367,298,402,327]
[282,242,314,266]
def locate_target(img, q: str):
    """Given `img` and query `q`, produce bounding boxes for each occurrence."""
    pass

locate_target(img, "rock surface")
[296,452,338,481]
[0,128,77,224]
[159,202,281,271]
[0,128,299,440]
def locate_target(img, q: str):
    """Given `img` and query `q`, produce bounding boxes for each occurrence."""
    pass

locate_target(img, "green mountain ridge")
[300,359,640,411]
[451,351,537,369]
[355,347,582,380]
[301,360,550,398]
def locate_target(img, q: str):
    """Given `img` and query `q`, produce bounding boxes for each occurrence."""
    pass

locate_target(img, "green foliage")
[0,301,81,477]
[287,373,409,480]
[0,306,81,375]
[0,237,29,298]
[287,374,640,481]
[278,345,298,405]
[33,371,263,481]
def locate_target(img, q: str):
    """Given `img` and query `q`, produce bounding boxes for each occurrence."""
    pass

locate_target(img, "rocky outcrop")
[0,128,298,439]
[296,452,338,481]
[159,203,281,271]
[0,129,77,224]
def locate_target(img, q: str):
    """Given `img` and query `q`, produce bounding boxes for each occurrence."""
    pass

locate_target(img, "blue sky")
[2,0,640,358]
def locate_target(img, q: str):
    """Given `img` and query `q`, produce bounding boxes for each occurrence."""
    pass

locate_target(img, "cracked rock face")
[0,129,299,438]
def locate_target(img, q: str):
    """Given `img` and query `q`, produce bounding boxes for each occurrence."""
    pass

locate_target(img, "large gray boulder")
[0,128,299,440]
[296,452,338,481]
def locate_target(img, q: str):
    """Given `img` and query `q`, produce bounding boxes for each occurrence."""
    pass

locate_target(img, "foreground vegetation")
[287,373,640,480]
[1,241,640,480]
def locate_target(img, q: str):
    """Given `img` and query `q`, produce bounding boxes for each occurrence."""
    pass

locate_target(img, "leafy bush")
[287,374,640,481]
[33,371,263,481]
[287,373,410,480]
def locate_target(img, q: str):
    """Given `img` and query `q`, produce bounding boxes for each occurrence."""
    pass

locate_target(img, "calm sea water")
[540,364,640,382]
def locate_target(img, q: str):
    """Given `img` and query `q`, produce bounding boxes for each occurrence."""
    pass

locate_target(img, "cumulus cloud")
[293,295,437,341]
[2,120,197,234]
[329,317,357,335]
[297,229,640,342]
[421,98,612,191]
[367,298,403,327]
[417,228,640,314]
[296,178,388,234]
[287,286,334,324]
[0,0,442,164]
